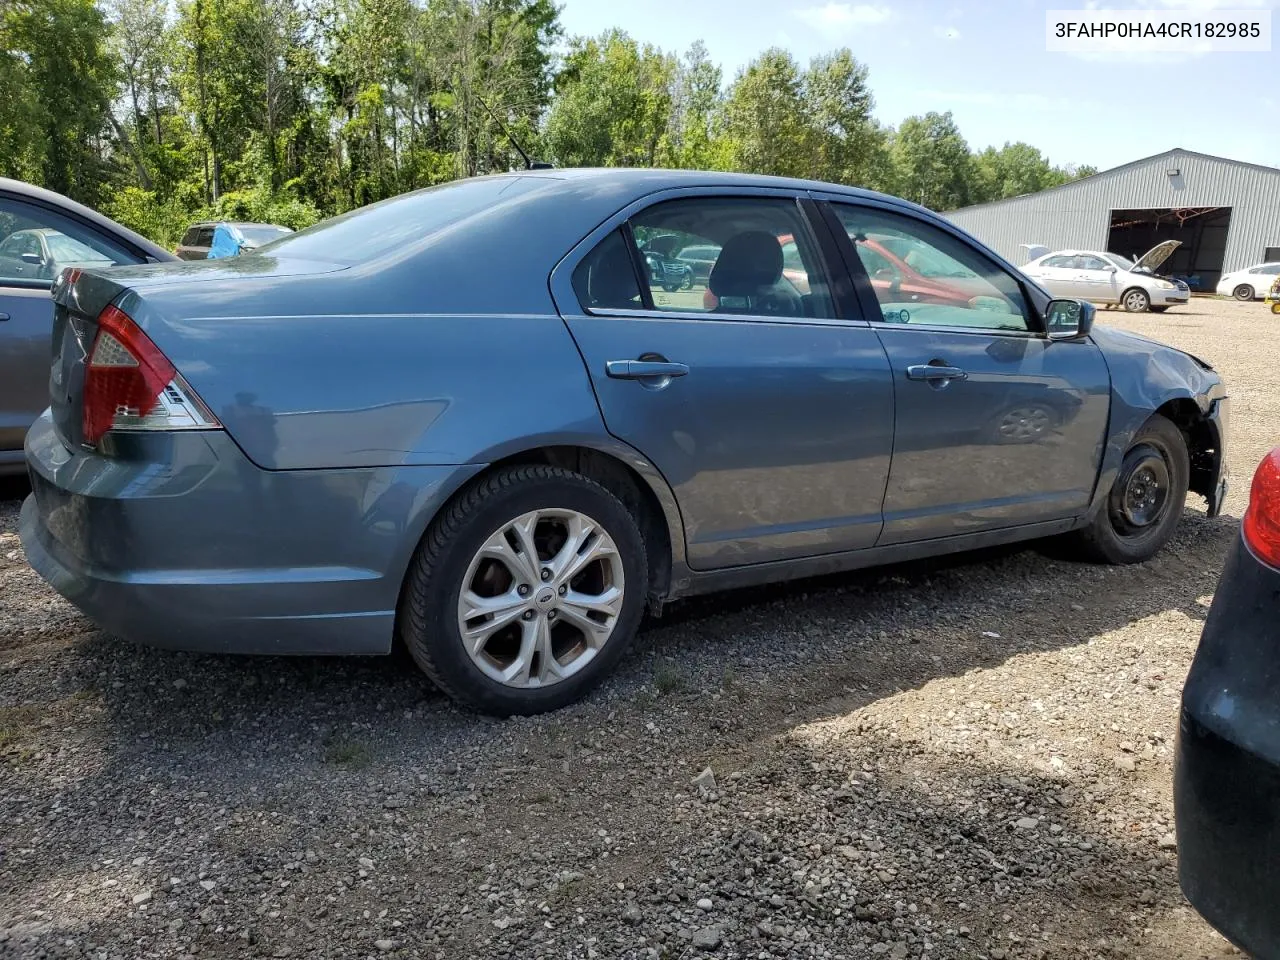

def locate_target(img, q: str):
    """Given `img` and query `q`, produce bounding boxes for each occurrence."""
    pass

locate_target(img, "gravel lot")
[2,297,1274,960]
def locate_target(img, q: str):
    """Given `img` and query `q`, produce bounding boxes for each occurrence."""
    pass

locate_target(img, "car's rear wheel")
[1122,287,1151,312]
[1067,414,1188,564]
[399,465,648,715]
[1233,284,1255,301]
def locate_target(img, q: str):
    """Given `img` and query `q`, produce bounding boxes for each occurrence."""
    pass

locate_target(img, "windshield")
[238,225,292,245]
[256,176,549,265]
[1106,253,1135,271]
[45,233,114,264]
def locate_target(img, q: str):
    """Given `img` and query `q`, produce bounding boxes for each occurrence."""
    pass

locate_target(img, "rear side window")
[195,227,215,247]
[572,229,643,310]
[630,196,834,319]
[181,227,200,246]
[1042,255,1074,268]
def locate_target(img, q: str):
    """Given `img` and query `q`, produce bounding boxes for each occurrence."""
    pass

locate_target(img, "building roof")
[946,147,1280,215]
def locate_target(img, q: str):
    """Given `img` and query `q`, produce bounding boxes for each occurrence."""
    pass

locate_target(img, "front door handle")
[906,364,967,382]
[605,360,690,380]
[0,313,9,321]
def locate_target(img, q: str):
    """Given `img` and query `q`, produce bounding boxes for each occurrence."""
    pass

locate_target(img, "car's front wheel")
[1233,284,1256,301]
[1067,414,1188,564]
[1122,287,1151,312]
[399,465,649,715]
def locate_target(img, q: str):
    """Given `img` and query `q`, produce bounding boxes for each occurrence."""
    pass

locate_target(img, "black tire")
[662,281,679,293]
[1121,287,1150,313]
[1233,284,1255,301]
[1067,414,1189,564]
[398,465,649,716]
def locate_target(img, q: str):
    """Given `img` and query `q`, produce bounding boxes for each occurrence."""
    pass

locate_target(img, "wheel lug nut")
[558,585,567,596]
[541,568,552,582]
[548,610,557,620]
[517,585,530,597]
[522,610,534,621]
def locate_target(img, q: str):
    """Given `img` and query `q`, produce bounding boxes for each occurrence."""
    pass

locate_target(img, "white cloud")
[795,3,893,31]
[933,25,962,40]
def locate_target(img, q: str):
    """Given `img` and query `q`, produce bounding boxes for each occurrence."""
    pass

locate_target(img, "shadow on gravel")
[0,509,1237,956]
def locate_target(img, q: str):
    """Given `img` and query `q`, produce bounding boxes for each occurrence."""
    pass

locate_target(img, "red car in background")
[703,233,988,310]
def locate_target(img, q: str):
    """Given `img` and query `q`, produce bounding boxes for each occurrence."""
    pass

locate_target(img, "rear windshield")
[254,176,550,265]
[238,225,292,244]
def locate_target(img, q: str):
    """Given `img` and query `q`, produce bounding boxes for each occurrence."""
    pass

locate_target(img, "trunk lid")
[47,257,345,448]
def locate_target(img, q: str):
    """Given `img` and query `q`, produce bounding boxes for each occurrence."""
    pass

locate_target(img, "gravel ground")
[1,297,1274,960]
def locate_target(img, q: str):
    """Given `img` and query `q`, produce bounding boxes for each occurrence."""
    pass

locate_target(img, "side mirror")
[1045,298,1095,340]
[20,252,42,265]
[1106,265,1118,273]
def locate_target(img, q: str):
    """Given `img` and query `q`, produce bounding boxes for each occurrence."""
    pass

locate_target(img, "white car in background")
[1216,261,1280,301]
[1021,240,1189,313]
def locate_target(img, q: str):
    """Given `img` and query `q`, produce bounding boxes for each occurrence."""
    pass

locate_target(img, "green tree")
[722,48,812,178]
[803,48,887,189]
[889,111,974,211]
[6,0,116,203]
[973,141,1073,203]
[545,30,676,168]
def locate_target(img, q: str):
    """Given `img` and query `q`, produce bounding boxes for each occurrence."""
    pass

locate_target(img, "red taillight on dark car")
[1243,448,1280,569]
[82,303,218,445]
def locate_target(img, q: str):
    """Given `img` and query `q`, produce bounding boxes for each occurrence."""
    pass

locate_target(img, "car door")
[820,198,1112,545]
[551,189,895,570]
[1069,254,1119,302]
[0,193,143,465]
[1024,254,1078,297]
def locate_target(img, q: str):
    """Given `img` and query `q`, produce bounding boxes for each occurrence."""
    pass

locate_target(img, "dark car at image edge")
[1176,446,1280,959]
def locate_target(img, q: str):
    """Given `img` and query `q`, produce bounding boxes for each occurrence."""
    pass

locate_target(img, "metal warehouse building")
[946,148,1280,290]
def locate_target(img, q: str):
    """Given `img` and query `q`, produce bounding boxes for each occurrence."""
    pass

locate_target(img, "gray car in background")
[175,221,293,260]
[20,169,1229,715]
[0,177,175,476]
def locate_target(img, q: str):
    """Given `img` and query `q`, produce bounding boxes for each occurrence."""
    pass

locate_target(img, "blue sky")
[557,0,1279,172]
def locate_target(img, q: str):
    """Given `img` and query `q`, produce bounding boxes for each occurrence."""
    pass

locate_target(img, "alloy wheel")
[456,509,624,688]
[1124,289,1149,312]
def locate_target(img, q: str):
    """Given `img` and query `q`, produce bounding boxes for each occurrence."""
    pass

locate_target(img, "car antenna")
[478,98,554,171]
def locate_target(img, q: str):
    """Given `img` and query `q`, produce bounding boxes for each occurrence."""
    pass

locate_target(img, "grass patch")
[0,705,41,761]
[653,660,689,696]
[322,736,372,769]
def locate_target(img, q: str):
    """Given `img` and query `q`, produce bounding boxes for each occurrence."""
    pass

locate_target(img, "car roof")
[0,177,175,261]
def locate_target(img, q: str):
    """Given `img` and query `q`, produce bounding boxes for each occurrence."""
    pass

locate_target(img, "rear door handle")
[605,360,690,380]
[906,364,967,382]
[0,313,8,321]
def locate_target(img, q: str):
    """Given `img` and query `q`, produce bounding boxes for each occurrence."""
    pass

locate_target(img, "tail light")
[1242,448,1280,569]
[83,303,219,445]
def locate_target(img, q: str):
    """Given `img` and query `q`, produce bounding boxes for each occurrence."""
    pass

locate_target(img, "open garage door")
[1107,207,1231,291]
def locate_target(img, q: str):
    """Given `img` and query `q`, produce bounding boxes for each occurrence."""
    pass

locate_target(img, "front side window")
[0,197,135,286]
[1076,255,1111,271]
[833,203,1030,332]
[629,197,834,319]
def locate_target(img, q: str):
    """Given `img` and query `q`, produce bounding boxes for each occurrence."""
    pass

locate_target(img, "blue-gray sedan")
[19,169,1230,715]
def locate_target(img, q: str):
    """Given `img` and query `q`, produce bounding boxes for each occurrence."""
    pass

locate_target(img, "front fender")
[1090,324,1227,516]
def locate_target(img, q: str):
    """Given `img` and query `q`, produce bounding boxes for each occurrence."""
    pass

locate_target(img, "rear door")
[1023,254,1078,297]
[0,192,144,463]
[551,188,895,570]
[820,197,1111,544]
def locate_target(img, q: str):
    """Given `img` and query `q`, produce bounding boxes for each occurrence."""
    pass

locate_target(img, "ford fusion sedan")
[20,169,1229,716]
[1022,241,1190,312]
[1176,447,1280,958]
[1215,261,1280,301]
[0,177,175,476]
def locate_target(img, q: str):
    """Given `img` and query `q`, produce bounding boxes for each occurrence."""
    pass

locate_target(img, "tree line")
[0,0,1098,247]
